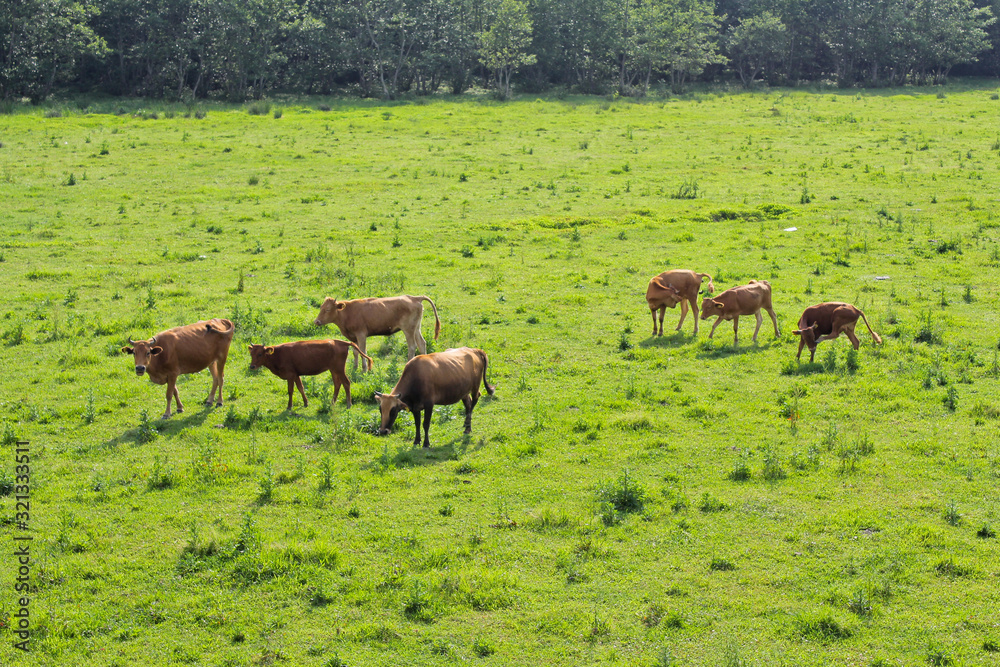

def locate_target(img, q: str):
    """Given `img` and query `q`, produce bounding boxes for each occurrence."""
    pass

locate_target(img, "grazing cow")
[248,340,373,410]
[792,302,883,363]
[374,347,495,448]
[699,280,779,346]
[646,270,715,336]
[122,319,235,419]
[313,295,441,372]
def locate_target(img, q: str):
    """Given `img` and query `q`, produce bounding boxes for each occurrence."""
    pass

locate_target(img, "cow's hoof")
[161,414,171,420]
[176,407,184,414]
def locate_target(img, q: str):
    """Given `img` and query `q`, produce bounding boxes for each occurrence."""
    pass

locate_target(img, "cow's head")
[700,297,725,320]
[247,344,275,370]
[314,297,345,327]
[373,391,407,435]
[121,337,162,376]
[792,323,820,350]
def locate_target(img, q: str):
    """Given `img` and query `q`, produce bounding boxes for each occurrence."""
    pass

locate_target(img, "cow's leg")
[286,380,296,410]
[767,307,780,337]
[708,317,723,339]
[796,337,805,361]
[689,297,699,334]
[415,328,427,356]
[845,325,861,350]
[204,361,219,405]
[752,310,763,343]
[356,334,370,372]
[163,378,177,419]
[676,300,688,332]
[650,308,659,336]
[462,394,477,433]
[295,377,309,408]
[332,371,351,408]
[215,357,227,406]
[411,408,422,446]
[733,316,741,347]
[422,407,433,448]
[809,346,817,363]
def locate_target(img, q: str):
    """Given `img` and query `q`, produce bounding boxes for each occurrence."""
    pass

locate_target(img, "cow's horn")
[127,337,135,344]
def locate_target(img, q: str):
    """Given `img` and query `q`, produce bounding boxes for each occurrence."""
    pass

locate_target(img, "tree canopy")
[1,0,997,100]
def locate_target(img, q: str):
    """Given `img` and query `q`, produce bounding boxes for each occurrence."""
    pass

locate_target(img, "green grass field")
[2,86,1000,666]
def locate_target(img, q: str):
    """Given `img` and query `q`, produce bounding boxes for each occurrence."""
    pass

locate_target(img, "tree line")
[2,0,997,103]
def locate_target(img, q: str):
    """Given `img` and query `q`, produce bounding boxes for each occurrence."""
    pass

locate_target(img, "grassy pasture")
[2,86,1000,666]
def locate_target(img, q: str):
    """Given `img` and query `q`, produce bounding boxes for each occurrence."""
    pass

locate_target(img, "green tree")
[725,11,786,87]
[0,0,107,101]
[643,0,726,93]
[478,0,536,98]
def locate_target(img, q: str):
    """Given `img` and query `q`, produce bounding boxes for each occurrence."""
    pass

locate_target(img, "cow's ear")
[374,391,383,398]
[336,302,346,311]
[121,346,133,354]
[247,345,253,352]
[792,330,801,336]
[714,301,724,309]
[150,346,163,355]
[265,346,275,355]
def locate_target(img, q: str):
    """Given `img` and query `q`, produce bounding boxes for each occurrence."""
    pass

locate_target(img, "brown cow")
[248,340,373,410]
[122,319,235,419]
[699,280,780,346]
[792,302,883,363]
[646,270,715,336]
[313,295,441,372]
[374,347,495,448]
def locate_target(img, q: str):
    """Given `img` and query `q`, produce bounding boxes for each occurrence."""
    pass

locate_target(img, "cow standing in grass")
[313,295,441,372]
[122,319,235,419]
[792,302,882,363]
[646,270,715,336]
[699,280,779,346]
[248,340,373,410]
[374,347,495,448]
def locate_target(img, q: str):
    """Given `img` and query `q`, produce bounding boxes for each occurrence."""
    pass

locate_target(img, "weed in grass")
[761,446,787,481]
[926,642,953,666]
[699,492,727,513]
[148,455,174,490]
[709,556,736,571]
[983,639,1000,653]
[83,389,95,424]
[977,523,996,538]
[943,501,962,526]
[652,646,677,667]
[136,410,158,443]
[943,386,959,411]
[796,612,852,641]
[847,588,873,617]
[472,637,496,657]
[596,469,649,515]
[728,451,752,481]
[318,455,334,491]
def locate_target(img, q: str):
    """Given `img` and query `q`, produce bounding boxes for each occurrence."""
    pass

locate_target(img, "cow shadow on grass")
[102,404,221,449]
[639,332,696,348]
[365,434,484,470]
[693,340,782,360]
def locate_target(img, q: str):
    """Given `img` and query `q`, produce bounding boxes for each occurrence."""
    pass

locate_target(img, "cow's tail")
[696,273,715,294]
[858,309,883,345]
[418,296,441,340]
[207,319,236,337]
[478,350,496,396]
[348,341,374,366]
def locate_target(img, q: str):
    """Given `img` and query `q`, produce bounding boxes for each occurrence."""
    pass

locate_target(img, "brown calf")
[374,347,495,448]
[122,319,235,419]
[248,339,372,410]
[792,302,883,363]
[314,295,441,372]
[699,280,779,346]
[646,270,714,336]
